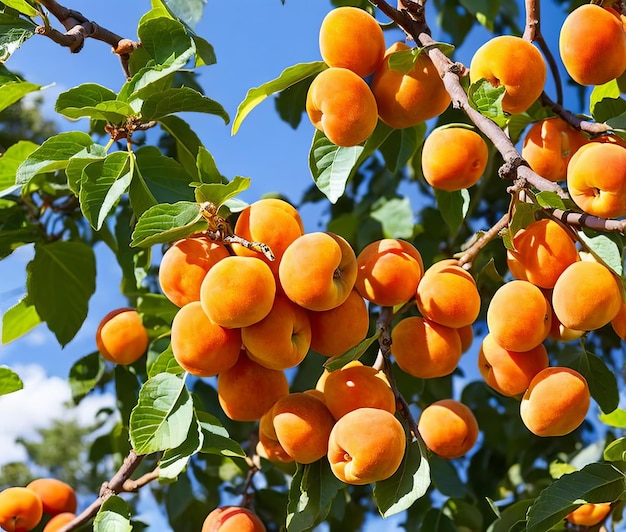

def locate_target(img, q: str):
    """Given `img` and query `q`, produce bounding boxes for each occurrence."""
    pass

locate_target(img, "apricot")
[372,42,451,129]
[318,7,385,78]
[521,117,587,182]
[158,237,230,307]
[0,486,43,532]
[486,280,551,352]
[566,141,626,219]
[230,198,304,281]
[327,407,406,485]
[279,232,357,312]
[200,255,276,329]
[42,513,75,532]
[320,361,396,420]
[417,399,479,459]
[478,334,549,397]
[506,218,579,289]
[354,238,423,307]
[469,35,546,114]
[548,303,584,343]
[416,260,481,328]
[96,308,149,365]
[566,502,612,527]
[391,316,462,379]
[241,295,311,370]
[170,301,241,377]
[24,479,76,517]
[271,392,336,464]
[559,4,626,86]
[611,296,626,340]
[306,67,378,147]
[421,127,489,191]
[217,351,289,421]
[257,409,293,464]
[552,260,622,331]
[458,324,474,354]
[308,289,369,357]
[520,366,590,437]
[202,506,266,532]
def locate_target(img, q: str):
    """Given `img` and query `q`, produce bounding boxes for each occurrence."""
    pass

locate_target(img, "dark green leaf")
[430,456,469,498]
[0,366,23,396]
[130,201,205,248]
[458,0,499,31]
[487,499,534,532]
[468,79,507,126]
[590,80,621,117]
[564,350,619,415]
[434,188,471,235]
[68,352,106,404]
[1,296,40,343]
[159,115,203,179]
[274,75,312,129]
[323,330,382,372]
[379,124,425,174]
[141,86,229,123]
[232,61,327,135]
[592,96,626,124]
[27,241,96,346]
[193,35,216,67]
[421,508,457,531]
[65,144,109,196]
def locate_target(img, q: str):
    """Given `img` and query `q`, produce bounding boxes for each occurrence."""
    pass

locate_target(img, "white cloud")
[0,364,116,466]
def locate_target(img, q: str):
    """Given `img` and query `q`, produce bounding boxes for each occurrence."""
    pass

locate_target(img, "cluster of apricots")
[0,478,77,532]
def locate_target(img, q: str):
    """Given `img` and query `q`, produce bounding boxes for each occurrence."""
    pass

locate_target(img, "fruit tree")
[1,0,626,531]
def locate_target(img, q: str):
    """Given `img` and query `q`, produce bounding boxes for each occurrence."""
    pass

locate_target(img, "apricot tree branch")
[456,213,510,268]
[539,93,613,136]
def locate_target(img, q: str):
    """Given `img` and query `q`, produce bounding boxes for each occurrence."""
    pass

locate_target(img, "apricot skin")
[306,67,378,147]
[520,366,590,437]
[469,35,546,114]
[202,506,266,532]
[42,513,75,532]
[372,42,451,129]
[96,308,149,366]
[318,7,385,78]
[0,486,43,532]
[418,399,479,459]
[25,479,76,517]
[327,408,406,485]
[421,128,489,191]
[566,503,611,527]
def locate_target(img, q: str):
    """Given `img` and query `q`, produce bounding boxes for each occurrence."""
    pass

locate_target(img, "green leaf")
[0,140,37,196]
[192,35,216,67]
[526,463,626,532]
[468,79,507,126]
[379,124,425,174]
[508,201,542,244]
[590,80,621,117]
[374,438,431,517]
[421,508,457,531]
[1,296,40,344]
[55,84,133,122]
[159,413,203,481]
[458,0,499,31]
[196,147,226,184]
[232,61,327,135]
[151,0,205,29]
[0,366,23,396]
[93,496,132,532]
[27,241,96,346]
[487,499,534,532]
[370,197,415,239]
[600,409,626,429]
[434,189,471,235]
[197,410,246,459]
[577,230,623,276]
[535,191,566,210]
[131,201,205,248]
[286,460,345,532]
[0,77,41,113]
[16,132,97,185]
[591,96,626,124]
[194,176,251,209]
[323,330,382,372]
[274,75,312,129]
[65,144,109,196]
[141,86,229,123]
[158,115,203,179]
[0,13,36,61]
[604,437,626,462]
[79,152,132,230]
[1,0,38,17]
[129,373,194,455]
[68,352,106,404]
[148,345,184,378]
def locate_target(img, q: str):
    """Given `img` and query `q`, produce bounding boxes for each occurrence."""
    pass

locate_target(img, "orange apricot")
[458,324,474,354]
[416,260,481,328]
[548,302,584,343]
[559,4,626,86]
[158,237,230,307]
[566,141,626,218]
[308,289,369,357]
[611,295,626,340]
[417,399,479,459]
[318,7,385,78]
[217,352,289,422]
[271,392,336,464]
[25,479,76,517]
[421,127,489,191]
[279,232,357,312]
[306,67,378,147]
[520,366,590,437]
[566,502,612,527]
[200,255,276,329]
[0,486,43,532]
[469,35,546,114]
[320,361,396,420]
[552,260,622,331]
[170,301,241,377]
[202,506,266,532]
[372,42,451,129]
[327,407,406,485]
[391,316,462,379]
[230,199,304,281]
[486,280,551,352]
[506,218,579,289]
[478,334,549,397]
[521,117,587,182]
[96,308,149,365]
[42,513,75,532]
[354,238,423,307]
[241,295,312,370]
[257,409,293,464]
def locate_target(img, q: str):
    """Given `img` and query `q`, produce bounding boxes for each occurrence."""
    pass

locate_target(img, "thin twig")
[540,93,613,136]
[456,213,510,269]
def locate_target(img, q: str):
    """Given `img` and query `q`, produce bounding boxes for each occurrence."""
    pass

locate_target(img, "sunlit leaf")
[0,366,23,396]
[604,437,626,462]
[151,0,205,29]
[194,176,251,208]
[141,86,229,123]
[131,201,206,248]
[159,413,203,481]
[600,408,626,429]
[55,84,133,122]
[0,140,37,196]
[0,13,35,61]
[468,79,507,126]
[1,295,40,344]
[93,496,132,532]
[577,230,623,276]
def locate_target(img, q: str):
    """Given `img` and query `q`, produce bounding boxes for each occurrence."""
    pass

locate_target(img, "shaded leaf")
[159,115,203,179]
[434,189,470,235]
[197,410,246,461]
[487,499,534,532]
[0,65,40,112]
[323,330,382,372]
[69,352,106,404]
[0,12,35,61]
[370,197,415,239]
